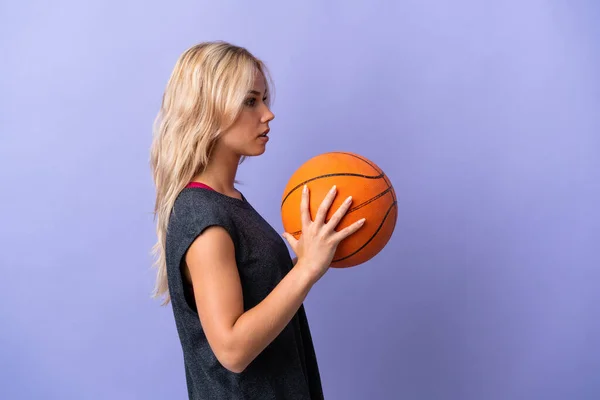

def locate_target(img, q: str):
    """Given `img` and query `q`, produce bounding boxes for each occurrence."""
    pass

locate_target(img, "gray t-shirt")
[165,186,324,399]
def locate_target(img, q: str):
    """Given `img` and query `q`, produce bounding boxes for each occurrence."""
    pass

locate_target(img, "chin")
[245,145,267,156]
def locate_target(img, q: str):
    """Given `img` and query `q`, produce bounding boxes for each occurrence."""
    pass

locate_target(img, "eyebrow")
[248,90,268,97]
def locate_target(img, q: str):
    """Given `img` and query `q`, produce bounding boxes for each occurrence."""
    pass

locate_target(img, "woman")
[149,41,365,399]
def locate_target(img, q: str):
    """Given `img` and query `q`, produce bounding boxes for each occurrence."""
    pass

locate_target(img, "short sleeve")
[166,189,238,271]
[188,200,237,245]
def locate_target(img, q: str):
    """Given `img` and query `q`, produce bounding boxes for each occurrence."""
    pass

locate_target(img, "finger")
[300,185,311,227]
[325,195,353,231]
[314,185,337,225]
[282,232,299,250]
[331,218,366,243]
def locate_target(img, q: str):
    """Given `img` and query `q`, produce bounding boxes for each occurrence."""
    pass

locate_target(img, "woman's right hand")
[282,184,366,284]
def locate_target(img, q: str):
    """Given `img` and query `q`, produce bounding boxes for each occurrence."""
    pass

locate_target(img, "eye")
[244,97,257,107]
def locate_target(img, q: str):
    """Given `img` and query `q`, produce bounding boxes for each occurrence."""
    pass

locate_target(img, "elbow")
[215,342,249,374]
[218,352,248,374]
[222,360,246,374]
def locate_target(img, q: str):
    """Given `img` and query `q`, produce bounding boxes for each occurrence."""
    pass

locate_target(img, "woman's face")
[219,71,275,157]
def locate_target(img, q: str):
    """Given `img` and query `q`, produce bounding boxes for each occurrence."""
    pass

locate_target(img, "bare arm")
[185,227,316,373]
[185,185,365,373]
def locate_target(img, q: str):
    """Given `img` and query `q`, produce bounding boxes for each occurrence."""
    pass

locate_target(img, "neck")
[192,144,241,195]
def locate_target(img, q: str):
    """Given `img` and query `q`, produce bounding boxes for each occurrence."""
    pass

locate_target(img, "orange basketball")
[281,151,397,268]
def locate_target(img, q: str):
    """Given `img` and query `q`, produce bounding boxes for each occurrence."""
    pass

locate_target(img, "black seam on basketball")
[281,171,384,208]
[332,151,397,202]
[378,175,396,202]
[379,173,396,202]
[348,187,393,213]
[387,179,397,202]
[332,200,397,263]
[288,186,393,236]
[331,152,381,175]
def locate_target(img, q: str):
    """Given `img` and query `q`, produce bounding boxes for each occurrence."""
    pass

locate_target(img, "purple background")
[1,1,599,399]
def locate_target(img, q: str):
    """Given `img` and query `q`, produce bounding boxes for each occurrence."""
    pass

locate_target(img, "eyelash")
[245,97,268,107]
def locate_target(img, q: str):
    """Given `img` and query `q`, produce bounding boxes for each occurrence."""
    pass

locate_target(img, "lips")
[258,128,270,137]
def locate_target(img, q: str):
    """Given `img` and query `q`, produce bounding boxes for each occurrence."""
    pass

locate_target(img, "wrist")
[292,259,318,288]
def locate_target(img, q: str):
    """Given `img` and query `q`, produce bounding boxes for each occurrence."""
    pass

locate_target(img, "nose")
[261,104,275,123]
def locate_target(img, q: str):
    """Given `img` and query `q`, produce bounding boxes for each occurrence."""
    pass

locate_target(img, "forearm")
[229,261,314,370]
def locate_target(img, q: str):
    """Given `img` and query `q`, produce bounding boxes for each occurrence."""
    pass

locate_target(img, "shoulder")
[173,187,219,212]
[169,188,236,237]
[172,188,228,220]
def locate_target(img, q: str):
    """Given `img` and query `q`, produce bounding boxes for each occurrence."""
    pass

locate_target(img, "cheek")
[237,113,259,136]
[220,110,259,146]
[221,126,253,148]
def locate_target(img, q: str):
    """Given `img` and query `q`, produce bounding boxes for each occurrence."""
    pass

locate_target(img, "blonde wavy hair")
[149,41,273,304]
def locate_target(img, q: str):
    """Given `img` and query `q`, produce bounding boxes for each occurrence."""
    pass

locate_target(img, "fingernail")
[345,196,352,203]
[330,185,337,193]
[359,218,366,224]
[303,185,307,193]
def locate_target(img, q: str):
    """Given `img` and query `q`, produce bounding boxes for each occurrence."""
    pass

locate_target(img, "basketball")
[281,151,397,268]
